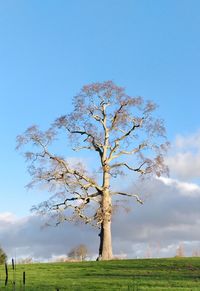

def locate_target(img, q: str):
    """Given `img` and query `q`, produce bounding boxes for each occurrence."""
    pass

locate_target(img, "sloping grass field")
[0,257,200,290]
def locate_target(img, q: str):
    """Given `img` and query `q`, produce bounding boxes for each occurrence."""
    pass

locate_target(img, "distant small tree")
[68,244,88,261]
[176,243,185,257]
[0,247,7,264]
[18,257,33,264]
[192,249,200,257]
[144,244,152,258]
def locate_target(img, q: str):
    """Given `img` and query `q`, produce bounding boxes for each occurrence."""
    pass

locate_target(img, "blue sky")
[0,0,199,212]
[0,1,200,259]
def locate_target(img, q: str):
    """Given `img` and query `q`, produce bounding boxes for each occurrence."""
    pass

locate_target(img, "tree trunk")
[97,189,113,260]
[98,220,112,260]
[97,132,113,260]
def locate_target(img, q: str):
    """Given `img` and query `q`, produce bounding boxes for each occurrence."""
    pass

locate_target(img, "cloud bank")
[167,131,200,181]
[1,131,200,260]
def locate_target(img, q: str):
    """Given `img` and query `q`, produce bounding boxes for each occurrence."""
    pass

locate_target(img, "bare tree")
[144,244,152,259]
[192,249,200,257]
[18,257,33,264]
[176,243,185,257]
[68,244,88,261]
[17,81,168,260]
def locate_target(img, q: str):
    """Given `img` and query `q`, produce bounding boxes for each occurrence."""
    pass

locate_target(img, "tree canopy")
[17,81,168,260]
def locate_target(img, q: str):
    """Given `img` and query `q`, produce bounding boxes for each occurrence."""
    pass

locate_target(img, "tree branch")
[111,192,143,204]
[109,142,147,161]
[52,192,101,226]
[88,109,104,125]
[114,118,144,143]
[110,161,146,174]
[69,129,103,158]
[108,118,144,160]
[38,151,103,192]
[110,101,129,129]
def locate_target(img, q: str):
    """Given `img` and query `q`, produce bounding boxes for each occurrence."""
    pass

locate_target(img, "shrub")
[0,246,7,264]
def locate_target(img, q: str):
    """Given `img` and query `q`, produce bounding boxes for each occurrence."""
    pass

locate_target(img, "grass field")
[0,257,200,290]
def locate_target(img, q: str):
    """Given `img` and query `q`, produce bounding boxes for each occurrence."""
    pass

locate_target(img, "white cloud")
[166,131,200,181]
[0,212,16,222]
[1,172,200,260]
[175,131,200,150]
[158,177,200,197]
[167,152,200,180]
[0,213,98,261]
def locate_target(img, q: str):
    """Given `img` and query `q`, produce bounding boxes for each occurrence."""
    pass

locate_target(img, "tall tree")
[17,81,168,260]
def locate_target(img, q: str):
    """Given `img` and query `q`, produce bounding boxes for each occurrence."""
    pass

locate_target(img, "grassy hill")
[0,257,200,290]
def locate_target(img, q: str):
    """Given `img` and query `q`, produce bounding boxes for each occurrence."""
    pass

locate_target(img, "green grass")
[0,257,200,290]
